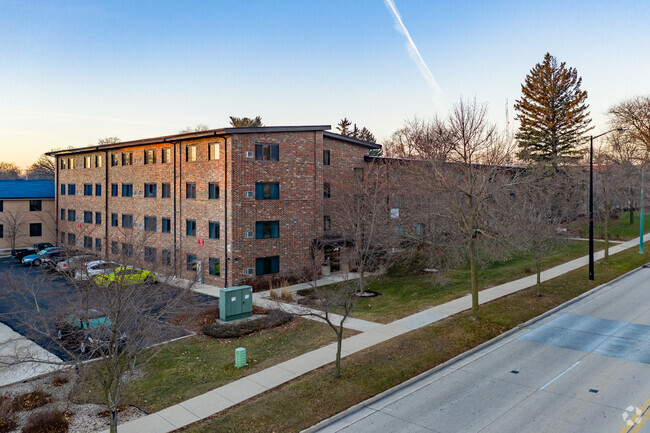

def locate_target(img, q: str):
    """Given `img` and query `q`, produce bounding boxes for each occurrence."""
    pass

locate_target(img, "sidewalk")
[92,235,643,433]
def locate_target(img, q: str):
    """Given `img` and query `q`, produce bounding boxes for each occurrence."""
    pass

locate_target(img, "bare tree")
[0,209,28,251]
[179,124,210,133]
[608,96,650,152]
[25,154,56,181]
[0,227,199,433]
[97,137,122,145]
[0,162,23,180]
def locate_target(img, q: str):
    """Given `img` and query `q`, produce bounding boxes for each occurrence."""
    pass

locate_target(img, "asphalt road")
[315,266,650,433]
[0,257,214,361]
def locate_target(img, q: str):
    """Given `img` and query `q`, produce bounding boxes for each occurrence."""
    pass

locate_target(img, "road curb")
[301,263,649,433]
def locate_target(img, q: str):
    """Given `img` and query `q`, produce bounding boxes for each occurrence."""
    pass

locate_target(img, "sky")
[1,0,649,168]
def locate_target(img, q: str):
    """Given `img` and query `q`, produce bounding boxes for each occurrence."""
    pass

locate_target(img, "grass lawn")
[72,318,357,413]
[577,210,650,241]
[303,240,603,323]
[180,247,650,433]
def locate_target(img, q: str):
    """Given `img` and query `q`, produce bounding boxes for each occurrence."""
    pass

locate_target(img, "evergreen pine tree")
[514,53,592,166]
[337,118,352,136]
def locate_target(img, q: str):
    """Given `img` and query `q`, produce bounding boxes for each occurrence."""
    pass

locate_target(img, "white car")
[56,255,96,275]
[74,260,120,280]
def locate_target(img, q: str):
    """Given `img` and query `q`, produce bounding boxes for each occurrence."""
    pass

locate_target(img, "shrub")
[21,409,70,433]
[202,309,292,339]
[0,394,17,433]
[51,373,69,387]
[12,390,52,412]
[280,286,293,302]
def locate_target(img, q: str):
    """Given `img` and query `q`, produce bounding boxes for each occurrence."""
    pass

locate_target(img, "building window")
[208,183,219,199]
[186,220,196,236]
[209,221,220,239]
[84,211,92,223]
[162,183,171,198]
[208,142,219,160]
[84,236,93,248]
[323,150,331,166]
[255,143,279,161]
[144,216,157,232]
[95,184,101,196]
[144,149,156,165]
[122,243,133,257]
[84,156,92,168]
[395,226,405,236]
[68,233,76,245]
[60,208,65,220]
[162,148,171,164]
[256,221,279,239]
[162,218,171,233]
[122,152,133,166]
[68,157,75,169]
[255,182,279,200]
[186,145,196,162]
[0,224,3,238]
[60,184,65,195]
[162,249,171,266]
[324,215,331,231]
[60,231,64,243]
[111,183,118,197]
[0,200,2,211]
[29,223,42,237]
[144,183,157,198]
[122,184,133,197]
[111,153,119,166]
[95,212,101,225]
[256,256,279,276]
[144,247,157,263]
[95,238,102,251]
[186,183,196,199]
[60,159,67,170]
[122,214,133,229]
[29,200,42,211]
[95,154,103,168]
[84,184,93,196]
[111,213,118,227]
[393,196,402,208]
[354,167,364,180]
[416,223,425,235]
[111,241,118,254]
[209,258,220,276]
[323,183,331,198]
[67,209,76,222]
[67,184,76,195]
[187,254,197,271]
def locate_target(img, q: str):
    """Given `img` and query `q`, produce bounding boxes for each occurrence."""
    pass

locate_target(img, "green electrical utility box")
[219,285,253,321]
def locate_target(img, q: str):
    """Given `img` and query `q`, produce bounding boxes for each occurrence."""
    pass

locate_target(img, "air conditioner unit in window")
[245,151,254,158]
[245,231,254,238]
[245,191,254,198]
[245,268,255,275]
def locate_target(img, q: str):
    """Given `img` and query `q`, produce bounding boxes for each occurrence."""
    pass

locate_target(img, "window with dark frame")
[84,211,92,223]
[111,241,118,254]
[67,209,75,221]
[144,183,157,198]
[208,142,219,160]
[95,212,101,225]
[122,243,133,257]
[323,150,331,165]
[60,208,65,220]
[209,221,220,239]
[208,183,219,199]
[324,215,331,231]
[0,224,3,238]
[95,238,102,251]
[122,214,133,229]
[186,219,196,236]
[29,223,42,237]
[144,216,157,232]
[255,256,279,276]
[144,149,156,164]
[122,152,133,166]
[161,183,171,198]
[323,183,331,198]
[95,183,101,196]
[84,184,92,196]
[84,156,92,168]
[60,184,65,195]
[162,218,171,233]
[29,200,42,211]
[144,247,157,263]
[186,183,196,199]
[60,231,65,243]
[186,145,196,162]
[95,154,102,168]
[255,182,279,200]
[67,184,76,195]
[68,233,76,245]
[111,213,118,227]
[209,258,220,276]
[84,236,92,248]
[354,167,364,180]
[162,249,171,266]
[111,183,118,196]
[122,183,133,197]
[111,153,119,166]
[162,148,171,163]
[255,221,279,239]
[255,143,279,161]
[187,254,196,271]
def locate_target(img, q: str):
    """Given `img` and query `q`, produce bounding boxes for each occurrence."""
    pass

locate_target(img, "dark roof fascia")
[46,125,334,157]
[323,131,382,149]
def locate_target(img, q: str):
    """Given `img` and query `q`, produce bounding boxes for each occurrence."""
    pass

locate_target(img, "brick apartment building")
[0,180,56,253]
[49,126,381,287]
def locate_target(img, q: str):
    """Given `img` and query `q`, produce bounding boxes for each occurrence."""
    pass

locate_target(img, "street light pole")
[588,127,628,281]
[641,167,645,254]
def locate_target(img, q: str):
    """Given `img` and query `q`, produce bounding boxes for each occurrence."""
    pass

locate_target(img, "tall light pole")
[589,127,628,280]
[641,167,645,254]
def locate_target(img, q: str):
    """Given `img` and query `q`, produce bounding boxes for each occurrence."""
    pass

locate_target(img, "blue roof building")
[0,180,55,199]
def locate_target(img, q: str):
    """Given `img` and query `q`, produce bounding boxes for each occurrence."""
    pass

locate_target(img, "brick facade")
[51,126,379,287]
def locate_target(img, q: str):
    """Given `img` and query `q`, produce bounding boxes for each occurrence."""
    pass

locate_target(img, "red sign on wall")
[198,238,205,247]
[77,223,82,229]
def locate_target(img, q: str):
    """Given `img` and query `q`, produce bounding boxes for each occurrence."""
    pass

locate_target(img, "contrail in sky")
[0,107,168,127]
[384,0,444,102]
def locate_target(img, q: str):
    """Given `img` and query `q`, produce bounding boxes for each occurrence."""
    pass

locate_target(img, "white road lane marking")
[539,361,581,390]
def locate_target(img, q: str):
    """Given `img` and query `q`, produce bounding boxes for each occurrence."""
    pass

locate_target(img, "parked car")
[21,247,64,266]
[55,308,126,353]
[74,260,120,280]
[11,243,54,261]
[56,254,97,275]
[94,266,157,287]
[40,251,67,271]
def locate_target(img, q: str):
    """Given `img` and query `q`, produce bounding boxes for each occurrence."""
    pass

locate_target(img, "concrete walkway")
[85,235,644,433]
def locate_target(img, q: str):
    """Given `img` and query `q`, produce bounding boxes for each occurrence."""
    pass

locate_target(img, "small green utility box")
[219,285,253,321]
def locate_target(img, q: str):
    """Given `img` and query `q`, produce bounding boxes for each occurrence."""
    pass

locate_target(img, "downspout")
[55,156,59,246]
[224,136,229,288]
[104,150,109,258]
[174,141,179,277]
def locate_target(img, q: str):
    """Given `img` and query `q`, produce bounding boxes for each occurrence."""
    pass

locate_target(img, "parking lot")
[0,257,214,362]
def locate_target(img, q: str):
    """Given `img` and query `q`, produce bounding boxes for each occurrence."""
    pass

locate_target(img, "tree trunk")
[469,238,479,320]
[604,206,610,262]
[334,329,343,378]
[630,199,635,225]
[536,256,542,297]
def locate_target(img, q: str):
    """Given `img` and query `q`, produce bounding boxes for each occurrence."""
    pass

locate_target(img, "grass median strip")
[179,247,649,433]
